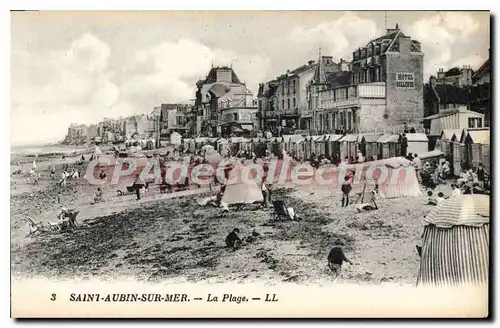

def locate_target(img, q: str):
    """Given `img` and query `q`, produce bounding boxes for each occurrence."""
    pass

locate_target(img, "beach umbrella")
[205,153,223,165]
[417,194,490,287]
[202,144,215,151]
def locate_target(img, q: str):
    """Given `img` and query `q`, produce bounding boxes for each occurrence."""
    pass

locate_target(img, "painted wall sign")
[396,72,415,88]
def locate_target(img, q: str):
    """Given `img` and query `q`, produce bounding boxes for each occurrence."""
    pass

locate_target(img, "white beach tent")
[221,163,263,205]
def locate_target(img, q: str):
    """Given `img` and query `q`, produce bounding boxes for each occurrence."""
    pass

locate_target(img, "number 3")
[50,294,56,301]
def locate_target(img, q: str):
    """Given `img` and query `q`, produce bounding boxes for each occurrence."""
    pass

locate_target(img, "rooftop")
[204,66,242,84]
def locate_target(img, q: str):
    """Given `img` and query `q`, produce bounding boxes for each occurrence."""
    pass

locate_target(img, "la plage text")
[69,293,189,302]
[69,293,278,304]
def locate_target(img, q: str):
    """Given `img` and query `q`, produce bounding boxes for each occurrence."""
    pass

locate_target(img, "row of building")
[64,24,491,148]
[63,104,190,146]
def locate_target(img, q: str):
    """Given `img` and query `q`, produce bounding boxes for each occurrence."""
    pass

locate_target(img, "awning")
[440,129,463,141]
[377,134,400,143]
[463,130,490,144]
[339,134,358,142]
[360,133,384,143]
[323,134,343,142]
[405,133,428,142]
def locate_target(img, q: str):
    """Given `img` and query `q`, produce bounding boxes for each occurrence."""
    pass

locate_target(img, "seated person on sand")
[225,228,242,250]
[91,187,103,205]
[450,184,462,198]
[355,191,379,213]
[57,207,78,230]
[50,166,56,179]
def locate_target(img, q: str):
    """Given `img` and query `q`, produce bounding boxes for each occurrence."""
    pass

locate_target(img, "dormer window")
[389,39,400,52]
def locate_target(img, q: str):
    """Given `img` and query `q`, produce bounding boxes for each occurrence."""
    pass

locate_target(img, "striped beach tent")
[417,194,490,287]
[371,157,422,198]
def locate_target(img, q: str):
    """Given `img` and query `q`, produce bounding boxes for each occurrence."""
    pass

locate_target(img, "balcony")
[263,108,300,119]
[320,98,361,109]
[357,82,386,98]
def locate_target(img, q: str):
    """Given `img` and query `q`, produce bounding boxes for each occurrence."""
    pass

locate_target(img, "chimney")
[308,60,315,65]
[386,23,400,34]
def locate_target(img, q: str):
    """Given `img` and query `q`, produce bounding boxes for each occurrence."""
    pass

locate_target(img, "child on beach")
[341,175,352,207]
[327,239,353,278]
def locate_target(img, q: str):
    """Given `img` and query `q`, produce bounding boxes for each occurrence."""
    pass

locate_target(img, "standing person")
[60,171,67,189]
[260,177,270,208]
[412,154,422,183]
[327,239,354,278]
[356,150,365,163]
[133,174,144,201]
[475,163,487,188]
[403,122,409,134]
[341,175,352,207]
[400,133,408,157]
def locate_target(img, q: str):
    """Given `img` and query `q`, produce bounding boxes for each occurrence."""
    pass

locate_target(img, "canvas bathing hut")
[215,138,229,154]
[339,134,358,161]
[266,137,281,157]
[303,136,314,159]
[169,132,182,146]
[377,134,401,159]
[194,137,209,150]
[289,135,305,159]
[405,133,429,156]
[281,135,295,153]
[359,134,383,161]
[417,194,489,287]
[460,128,490,173]
[439,129,462,158]
[183,138,195,152]
[323,134,343,158]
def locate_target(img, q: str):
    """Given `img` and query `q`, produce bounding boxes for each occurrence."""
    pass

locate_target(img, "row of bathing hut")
[438,128,490,175]
[183,133,429,161]
[183,129,489,174]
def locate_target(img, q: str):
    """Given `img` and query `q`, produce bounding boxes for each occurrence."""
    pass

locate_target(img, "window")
[293,80,296,94]
[336,88,347,101]
[281,83,285,95]
[258,100,263,110]
[332,112,337,129]
[287,81,290,94]
[233,113,238,121]
[469,117,483,128]
[281,99,285,110]
[293,98,296,108]
[287,99,290,109]
[347,111,352,131]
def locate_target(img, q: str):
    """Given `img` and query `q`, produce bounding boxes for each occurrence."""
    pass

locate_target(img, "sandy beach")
[11,147,453,285]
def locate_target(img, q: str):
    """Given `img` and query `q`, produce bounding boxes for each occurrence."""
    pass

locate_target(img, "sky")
[10,10,490,146]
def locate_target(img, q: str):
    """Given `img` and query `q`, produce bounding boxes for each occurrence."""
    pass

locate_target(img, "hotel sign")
[396,72,415,88]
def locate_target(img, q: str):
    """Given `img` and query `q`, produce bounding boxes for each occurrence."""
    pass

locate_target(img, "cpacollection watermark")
[84,155,416,187]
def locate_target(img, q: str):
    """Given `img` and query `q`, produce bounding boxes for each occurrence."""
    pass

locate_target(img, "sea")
[10,143,92,160]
